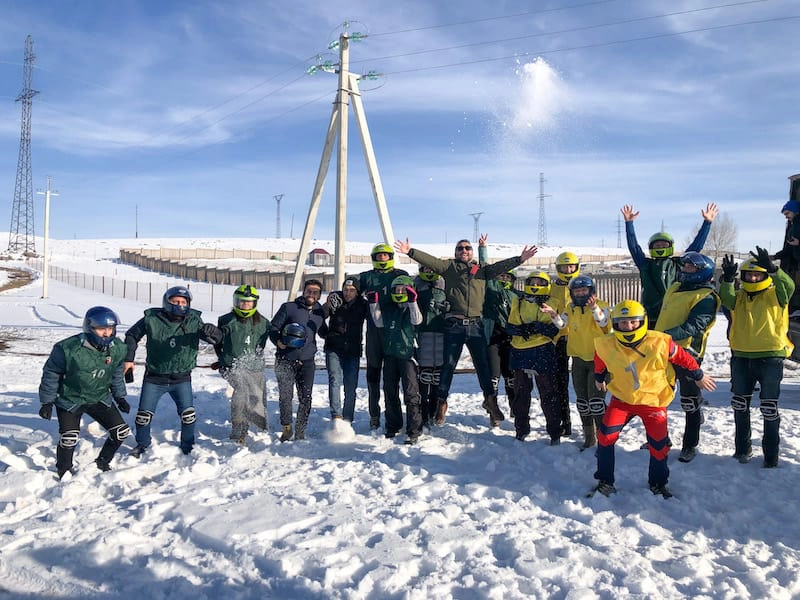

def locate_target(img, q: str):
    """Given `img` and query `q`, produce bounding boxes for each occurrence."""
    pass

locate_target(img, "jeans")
[135,380,195,452]
[326,351,360,421]
[438,317,494,402]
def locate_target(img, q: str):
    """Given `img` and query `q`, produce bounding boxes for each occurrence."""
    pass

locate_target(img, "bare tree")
[684,212,738,262]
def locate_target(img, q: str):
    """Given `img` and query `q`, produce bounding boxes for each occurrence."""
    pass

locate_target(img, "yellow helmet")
[555,251,581,282]
[524,271,551,297]
[611,300,648,345]
[740,258,772,293]
[371,243,394,272]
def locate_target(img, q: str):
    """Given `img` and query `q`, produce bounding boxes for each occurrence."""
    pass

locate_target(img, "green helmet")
[418,265,440,282]
[391,275,414,303]
[371,243,394,272]
[648,232,674,258]
[496,270,516,290]
[233,284,259,318]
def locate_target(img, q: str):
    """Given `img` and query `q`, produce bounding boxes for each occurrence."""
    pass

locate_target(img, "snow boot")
[481,394,505,427]
[279,424,293,442]
[434,400,448,426]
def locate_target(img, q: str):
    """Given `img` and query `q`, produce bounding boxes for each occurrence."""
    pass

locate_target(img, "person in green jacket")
[720,247,795,468]
[38,306,131,479]
[124,286,222,457]
[394,237,537,428]
[214,285,271,445]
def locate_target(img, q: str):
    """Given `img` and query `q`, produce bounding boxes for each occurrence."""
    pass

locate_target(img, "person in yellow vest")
[506,272,560,443]
[720,247,795,468]
[550,251,581,438]
[590,300,715,498]
[541,275,611,450]
[653,252,720,463]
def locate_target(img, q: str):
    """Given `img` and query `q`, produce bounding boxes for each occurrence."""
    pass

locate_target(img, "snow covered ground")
[1,238,800,598]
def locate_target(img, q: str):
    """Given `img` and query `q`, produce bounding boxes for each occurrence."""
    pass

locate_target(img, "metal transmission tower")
[537,172,550,246]
[616,214,623,248]
[274,193,283,238]
[469,212,483,243]
[7,35,39,255]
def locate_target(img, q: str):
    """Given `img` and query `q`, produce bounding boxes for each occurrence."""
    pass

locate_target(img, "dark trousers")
[365,325,396,424]
[439,318,494,402]
[512,369,560,440]
[275,358,315,435]
[730,356,784,461]
[56,402,127,473]
[383,356,423,437]
[555,337,571,432]
[488,335,515,408]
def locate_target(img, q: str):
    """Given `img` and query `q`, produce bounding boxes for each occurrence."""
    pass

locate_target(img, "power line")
[383,13,799,76]
[358,0,769,66]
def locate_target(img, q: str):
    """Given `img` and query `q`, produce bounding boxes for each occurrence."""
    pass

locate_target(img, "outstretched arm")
[686,203,718,252]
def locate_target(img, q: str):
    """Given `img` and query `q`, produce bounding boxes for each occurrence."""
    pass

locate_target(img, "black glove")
[327,292,343,312]
[115,397,131,413]
[721,254,738,282]
[519,323,534,339]
[202,322,223,344]
[751,246,777,273]
[39,403,53,420]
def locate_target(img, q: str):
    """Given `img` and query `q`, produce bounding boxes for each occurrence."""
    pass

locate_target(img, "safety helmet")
[555,251,581,282]
[739,258,772,293]
[162,286,192,318]
[678,252,715,285]
[232,284,259,318]
[648,232,674,258]
[611,300,648,345]
[418,265,440,282]
[281,322,307,348]
[391,275,415,303]
[568,275,596,307]
[496,270,516,290]
[371,243,394,272]
[524,271,551,297]
[83,306,119,350]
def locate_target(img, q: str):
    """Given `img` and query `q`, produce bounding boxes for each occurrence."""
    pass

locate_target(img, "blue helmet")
[162,286,192,317]
[281,322,307,348]
[678,252,715,284]
[83,306,119,350]
[568,275,596,307]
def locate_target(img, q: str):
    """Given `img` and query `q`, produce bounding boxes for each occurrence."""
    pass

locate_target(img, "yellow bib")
[509,297,555,350]
[729,288,793,356]
[565,301,611,361]
[654,283,719,358]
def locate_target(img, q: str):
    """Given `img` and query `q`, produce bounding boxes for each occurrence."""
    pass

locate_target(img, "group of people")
[37,201,796,498]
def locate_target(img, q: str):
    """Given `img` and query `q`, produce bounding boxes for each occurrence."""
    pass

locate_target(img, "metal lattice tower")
[8,35,39,255]
[537,172,549,246]
[469,212,483,242]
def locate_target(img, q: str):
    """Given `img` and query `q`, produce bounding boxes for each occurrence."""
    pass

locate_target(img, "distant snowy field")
[1,237,799,599]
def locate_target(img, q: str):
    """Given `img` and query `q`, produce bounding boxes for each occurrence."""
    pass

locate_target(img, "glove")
[202,323,223,344]
[124,368,134,383]
[39,403,53,420]
[366,291,379,304]
[115,397,131,413]
[721,254,738,282]
[518,323,534,339]
[327,292,343,312]
[210,361,221,370]
[750,246,777,273]
[405,286,418,303]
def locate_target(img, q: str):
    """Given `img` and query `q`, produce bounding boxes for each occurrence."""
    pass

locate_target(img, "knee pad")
[135,410,153,426]
[760,400,779,421]
[181,407,197,425]
[505,376,514,390]
[419,368,436,385]
[588,397,606,417]
[109,423,131,442]
[731,394,750,412]
[58,429,80,449]
[680,396,702,413]
[576,397,590,417]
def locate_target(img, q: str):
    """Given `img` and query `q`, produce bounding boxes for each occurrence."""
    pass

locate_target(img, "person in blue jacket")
[621,202,718,324]
[269,279,329,442]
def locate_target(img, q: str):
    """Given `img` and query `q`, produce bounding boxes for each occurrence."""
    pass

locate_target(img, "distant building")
[307,247,333,266]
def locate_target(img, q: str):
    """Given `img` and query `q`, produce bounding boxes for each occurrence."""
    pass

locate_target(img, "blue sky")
[0,0,798,252]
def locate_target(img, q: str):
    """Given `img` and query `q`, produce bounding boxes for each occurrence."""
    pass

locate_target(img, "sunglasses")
[456,245,472,251]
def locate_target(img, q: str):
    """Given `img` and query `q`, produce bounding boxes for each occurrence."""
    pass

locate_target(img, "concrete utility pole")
[274,193,283,238]
[37,176,58,299]
[469,212,483,243]
[290,29,394,297]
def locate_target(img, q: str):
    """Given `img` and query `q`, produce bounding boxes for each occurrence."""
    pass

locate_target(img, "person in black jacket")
[269,279,329,441]
[323,277,368,423]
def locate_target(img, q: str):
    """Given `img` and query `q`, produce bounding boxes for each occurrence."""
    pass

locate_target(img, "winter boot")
[129,444,149,458]
[279,424,293,442]
[677,447,697,463]
[481,394,505,427]
[434,399,448,426]
[581,415,597,450]
[95,458,112,472]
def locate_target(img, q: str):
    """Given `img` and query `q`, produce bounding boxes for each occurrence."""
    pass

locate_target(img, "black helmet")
[281,322,307,348]
[163,286,192,318]
[568,275,596,307]
[83,306,119,350]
